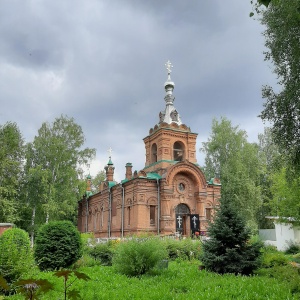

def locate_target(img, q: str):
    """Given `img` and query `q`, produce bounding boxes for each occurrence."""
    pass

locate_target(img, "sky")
[0,0,276,182]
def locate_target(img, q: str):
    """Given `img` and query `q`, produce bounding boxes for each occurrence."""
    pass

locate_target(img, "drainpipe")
[85,198,89,233]
[157,179,160,235]
[108,187,112,238]
[121,184,125,238]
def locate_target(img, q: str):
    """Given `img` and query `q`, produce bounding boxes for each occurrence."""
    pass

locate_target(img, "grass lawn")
[6,260,298,300]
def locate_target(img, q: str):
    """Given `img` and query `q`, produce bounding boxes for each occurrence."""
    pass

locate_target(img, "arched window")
[173,141,185,161]
[151,143,157,163]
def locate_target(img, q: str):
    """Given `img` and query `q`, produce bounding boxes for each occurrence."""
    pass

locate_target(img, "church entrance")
[175,204,190,236]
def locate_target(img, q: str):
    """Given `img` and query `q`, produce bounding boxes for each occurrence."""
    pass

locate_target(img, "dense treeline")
[0,113,297,236]
[0,115,95,243]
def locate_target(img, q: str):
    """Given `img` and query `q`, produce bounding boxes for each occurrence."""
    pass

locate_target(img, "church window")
[206,208,212,221]
[112,201,117,217]
[150,206,156,225]
[151,143,157,163]
[173,142,184,161]
[100,208,104,228]
[127,207,131,225]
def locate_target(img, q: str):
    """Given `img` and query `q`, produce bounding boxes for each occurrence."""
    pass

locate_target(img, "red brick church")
[77,61,221,238]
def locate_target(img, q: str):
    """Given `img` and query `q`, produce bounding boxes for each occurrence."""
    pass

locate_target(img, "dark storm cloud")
[0,0,275,180]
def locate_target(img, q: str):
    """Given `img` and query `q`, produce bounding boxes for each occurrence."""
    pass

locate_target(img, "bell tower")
[143,61,198,175]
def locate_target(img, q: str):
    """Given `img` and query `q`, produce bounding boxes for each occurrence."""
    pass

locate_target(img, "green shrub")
[73,253,99,268]
[113,237,167,276]
[34,221,82,271]
[256,265,300,294]
[261,251,289,268]
[285,240,300,254]
[0,228,34,285]
[89,243,114,266]
[164,238,201,261]
[81,233,95,254]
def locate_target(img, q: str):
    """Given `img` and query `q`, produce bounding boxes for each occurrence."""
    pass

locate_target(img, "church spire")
[105,147,115,182]
[159,60,182,125]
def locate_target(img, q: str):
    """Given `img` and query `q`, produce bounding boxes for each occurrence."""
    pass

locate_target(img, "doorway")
[175,204,190,236]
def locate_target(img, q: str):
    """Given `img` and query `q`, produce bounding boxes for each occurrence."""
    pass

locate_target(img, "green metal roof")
[108,181,117,188]
[208,178,221,186]
[146,172,162,180]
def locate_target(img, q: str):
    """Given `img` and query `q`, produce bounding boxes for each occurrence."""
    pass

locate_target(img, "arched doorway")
[175,204,190,236]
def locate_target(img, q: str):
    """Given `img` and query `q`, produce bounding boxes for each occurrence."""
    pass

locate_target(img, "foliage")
[112,237,168,276]
[261,249,289,268]
[53,270,90,300]
[163,238,201,261]
[0,122,24,223]
[260,0,300,171]
[14,278,53,300]
[201,117,262,229]
[269,168,300,222]
[89,243,115,266]
[34,221,82,271]
[22,115,95,228]
[72,254,99,269]
[91,170,106,192]
[256,127,281,228]
[284,240,300,255]
[0,228,34,285]
[5,262,297,299]
[200,198,263,275]
[80,233,96,254]
[256,264,300,294]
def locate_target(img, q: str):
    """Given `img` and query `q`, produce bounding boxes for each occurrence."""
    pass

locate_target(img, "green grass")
[6,261,298,300]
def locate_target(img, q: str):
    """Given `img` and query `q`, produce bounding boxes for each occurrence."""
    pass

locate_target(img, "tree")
[200,198,262,275]
[34,221,82,271]
[259,0,300,171]
[23,115,95,229]
[91,170,106,192]
[257,127,282,228]
[0,122,24,223]
[201,117,262,229]
[270,168,300,222]
[0,228,34,285]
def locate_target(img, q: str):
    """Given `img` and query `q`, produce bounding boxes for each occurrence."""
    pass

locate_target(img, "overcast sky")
[0,1,275,181]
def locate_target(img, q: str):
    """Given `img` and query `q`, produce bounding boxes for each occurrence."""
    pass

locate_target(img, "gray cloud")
[0,0,275,181]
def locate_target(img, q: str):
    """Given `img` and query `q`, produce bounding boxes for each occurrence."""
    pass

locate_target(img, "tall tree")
[270,167,300,223]
[259,0,300,170]
[0,122,24,223]
[23,115,95,228]
[256,127,282,228]
[201,117,262,229]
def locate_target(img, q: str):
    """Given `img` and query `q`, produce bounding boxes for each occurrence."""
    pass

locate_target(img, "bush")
[0,228,34,285]
[164,238,201,261]
[34,221,82,271]
[81,233,96,254]
[256,265,300,294]
[261,251,289,268]
[89,243,115,266]
[285,240,300,254]
[112,237,168,276]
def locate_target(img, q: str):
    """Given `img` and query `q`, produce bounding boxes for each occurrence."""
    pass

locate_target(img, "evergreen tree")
[200,198,262,275]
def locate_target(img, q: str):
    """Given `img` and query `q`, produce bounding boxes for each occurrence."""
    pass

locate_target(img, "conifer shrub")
[200,198,263,275]
[34,221,82,271]
[112,237,168,276]
[0,228,34,285]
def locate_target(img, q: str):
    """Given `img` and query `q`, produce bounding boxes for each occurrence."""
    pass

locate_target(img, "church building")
[77,62,221,238]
